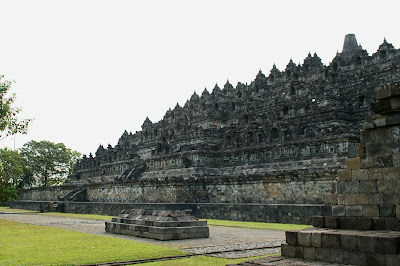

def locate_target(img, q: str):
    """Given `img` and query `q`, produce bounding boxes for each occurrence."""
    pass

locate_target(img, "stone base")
[312,215,400,231]
[281,227,400,265]
[105,209,209,240]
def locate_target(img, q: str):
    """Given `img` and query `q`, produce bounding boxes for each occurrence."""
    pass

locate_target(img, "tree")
[0,75,31,141]
[20,140,81,187]
[0,148,33,202]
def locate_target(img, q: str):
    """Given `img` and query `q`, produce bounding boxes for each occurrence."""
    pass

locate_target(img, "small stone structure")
[281,82,400,265]
[105,209,209,240]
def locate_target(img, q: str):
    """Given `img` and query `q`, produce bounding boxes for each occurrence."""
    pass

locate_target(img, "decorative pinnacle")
[342,34,358,54]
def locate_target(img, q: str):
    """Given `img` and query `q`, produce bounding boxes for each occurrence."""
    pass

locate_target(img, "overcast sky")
[1,0,399,156]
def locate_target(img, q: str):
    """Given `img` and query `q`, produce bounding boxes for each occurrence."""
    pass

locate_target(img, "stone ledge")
[284,228,400,255]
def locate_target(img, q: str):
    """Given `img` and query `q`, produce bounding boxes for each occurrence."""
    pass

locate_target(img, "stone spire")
[342,33,358,54]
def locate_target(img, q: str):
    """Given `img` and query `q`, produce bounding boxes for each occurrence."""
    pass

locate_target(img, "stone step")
[282,228,400,265]
[313,215,400,231]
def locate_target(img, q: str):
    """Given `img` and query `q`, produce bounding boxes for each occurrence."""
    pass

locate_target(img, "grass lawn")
[0,206,37,213]
[41,212,114,221]
[203,219,310,231]
[0,219,279,265]
[0,219,186,265]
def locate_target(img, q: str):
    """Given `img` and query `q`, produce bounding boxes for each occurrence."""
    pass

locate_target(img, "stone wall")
[6,201,324,224]
[17,172,335,205]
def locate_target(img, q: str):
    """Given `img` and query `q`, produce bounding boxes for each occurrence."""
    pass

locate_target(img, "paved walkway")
[0,210,284,249]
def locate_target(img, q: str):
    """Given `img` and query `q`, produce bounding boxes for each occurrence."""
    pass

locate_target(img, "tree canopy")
[0,148,33,202]
[0,75,31,141]
[20,140,81,187]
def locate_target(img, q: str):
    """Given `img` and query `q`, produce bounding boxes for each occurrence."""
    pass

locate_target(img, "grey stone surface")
[105,209,209,240]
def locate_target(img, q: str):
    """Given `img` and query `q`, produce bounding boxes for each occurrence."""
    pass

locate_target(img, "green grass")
[41,212,114,221]
[0,219,186,265]
[203,219,310,231]
[145,254,278,266]
[0,206,37,213]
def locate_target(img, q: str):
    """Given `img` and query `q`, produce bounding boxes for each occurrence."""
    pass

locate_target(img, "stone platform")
[282,227,400,265]
[105,209,209,240]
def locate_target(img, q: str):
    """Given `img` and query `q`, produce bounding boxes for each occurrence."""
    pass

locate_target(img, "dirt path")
[0,210,285,249]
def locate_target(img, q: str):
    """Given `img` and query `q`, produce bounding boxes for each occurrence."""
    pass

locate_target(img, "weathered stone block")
[338,194,350,205]
[369,193,384,205]
[312,216,324,228]
[341,233,358,251]
[352,169,368,181]
[303,246,316,260]
[374,236,400,254]
[363,205,379,217]
[378,178,394,194]
[337,169,352,181]
[359,180,377,193]
[361,156,374,169]
[349,251,366,265]
[294,246,304,259]
[369,168,383,180]
[345,205,363,216]
[386,254,400,266]
[356,143,366,157]
[281,243,295,257]
[321,206,333,216]
[366,253,386,266]
[325,216,339,229]
[323,194,337,205]
[384,194,400,205]
[311,232,322,247]
[346,157,360,170]
[397,205,400,219]
[315,247,329,261]
[329,248,350,264]
[376,84,392,100]
[285,230,298,245]
[343,181,359,194]
[331,205,345,216]
[350,193,369,205]
[393,152,400,167]
[297,231,311,247]
[321,232,340,249]
[374,153,393,168]
[387,218,400,231]
[380,205,395,217]
[383,166,400,180]
[340,217,372,230]
[358,235,374,252]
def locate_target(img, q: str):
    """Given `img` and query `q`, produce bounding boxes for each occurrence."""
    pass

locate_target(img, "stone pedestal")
[105,209,209,240]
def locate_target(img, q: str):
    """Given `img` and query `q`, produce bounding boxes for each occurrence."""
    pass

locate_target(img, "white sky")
[1,0,399,156]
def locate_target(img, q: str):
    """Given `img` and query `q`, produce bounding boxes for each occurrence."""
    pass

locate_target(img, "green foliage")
[20,140,81,187]
[0,219,186,265]
[203,219,310,231]
[0,75,31,141]
[0,148,33,202]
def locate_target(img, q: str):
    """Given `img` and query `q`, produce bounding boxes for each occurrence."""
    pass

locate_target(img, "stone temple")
[12,34,400,224]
